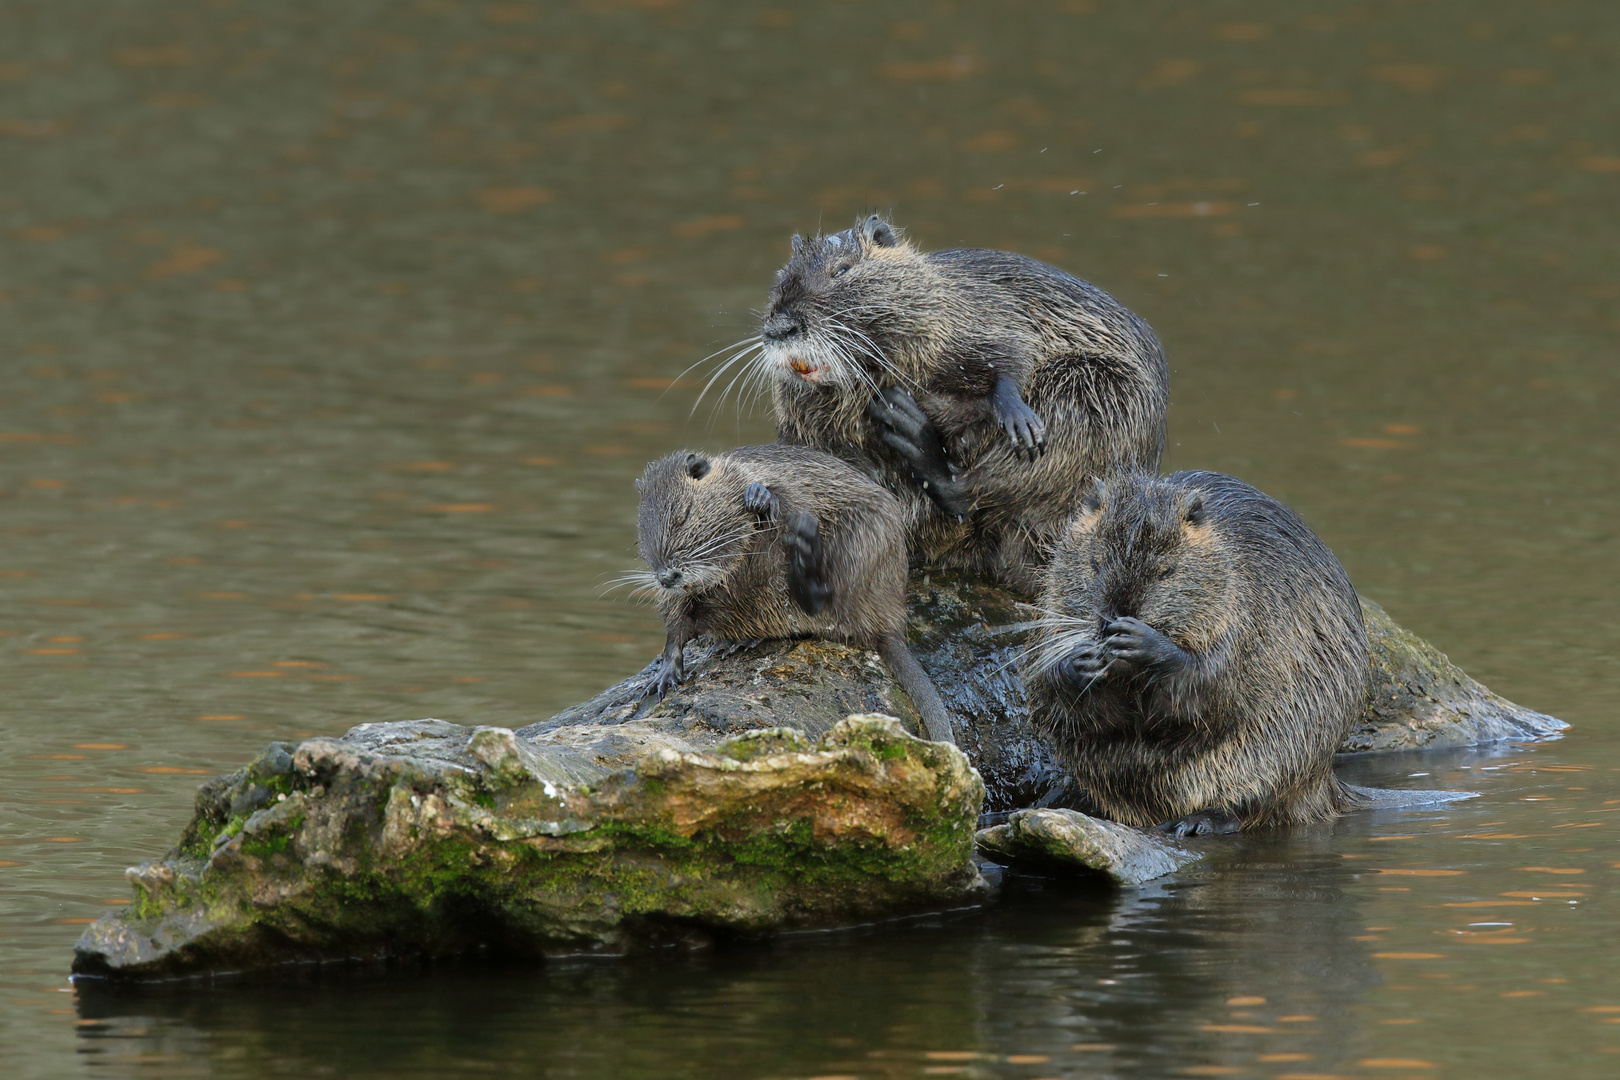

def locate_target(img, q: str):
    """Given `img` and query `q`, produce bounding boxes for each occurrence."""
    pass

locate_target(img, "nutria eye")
[831,263,851,278]
[1158,564,1176,580]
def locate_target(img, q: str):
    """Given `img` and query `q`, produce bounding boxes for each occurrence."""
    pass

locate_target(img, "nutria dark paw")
[714,637,765,659]
[990,375,1046,461]
[1103,616,1188,675]
[743,481,779,520]
[866,388,975,517]
[866,388,938,451]
[654,643,686,698]
[1055,642,1109,690]
[782,511,833,615]
[1156,810,1241,838]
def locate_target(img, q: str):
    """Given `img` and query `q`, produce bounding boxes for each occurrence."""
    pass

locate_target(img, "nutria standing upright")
[634,444,955,744]
[747,215,1169,594]
[1021,470,1370,835]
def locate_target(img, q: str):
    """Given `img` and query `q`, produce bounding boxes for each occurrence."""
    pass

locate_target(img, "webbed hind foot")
[1156,809,1241,838]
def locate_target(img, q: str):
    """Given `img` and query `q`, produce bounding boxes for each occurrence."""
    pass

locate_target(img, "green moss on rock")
[73,715,990,979]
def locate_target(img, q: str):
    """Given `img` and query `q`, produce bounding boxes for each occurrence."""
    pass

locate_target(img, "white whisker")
[1018,622,1103,680]
[690,341,765,417]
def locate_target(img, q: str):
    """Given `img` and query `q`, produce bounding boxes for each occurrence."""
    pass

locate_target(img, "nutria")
[740,215,1168,595]
[1020,470,1370,835]
[634,444,955,744]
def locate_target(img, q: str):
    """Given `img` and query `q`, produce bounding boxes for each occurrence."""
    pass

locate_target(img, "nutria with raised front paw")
[634,444,955,744]
[1020,470,1370,835]
[746,215,1168,595]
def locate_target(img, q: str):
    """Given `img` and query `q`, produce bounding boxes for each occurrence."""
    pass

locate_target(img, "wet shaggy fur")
[635,444,954,743]
[750,215,1169,595]
[1021,470,1370,831]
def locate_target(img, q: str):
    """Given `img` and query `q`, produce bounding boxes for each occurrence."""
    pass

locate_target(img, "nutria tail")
[877,631,955,745]
[1335,780,1478,813]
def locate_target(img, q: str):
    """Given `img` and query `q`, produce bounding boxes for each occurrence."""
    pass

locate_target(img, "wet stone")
[975,809,1203,886]
[73,715,990,979]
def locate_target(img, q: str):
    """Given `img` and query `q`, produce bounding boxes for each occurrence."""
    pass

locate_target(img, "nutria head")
[635,450,752,598]
[756,214,937,393]
[1027,472,1235,676]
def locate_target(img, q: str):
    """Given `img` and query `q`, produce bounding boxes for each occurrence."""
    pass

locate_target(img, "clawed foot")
[866,388,974,518]
[743,481,779,520]
[1102,616,1188,677]
[990,375,1046,461]
[1155,809,1241,838]
[782,511,833,616]
[653,643,686,698]
[714,637,764,659]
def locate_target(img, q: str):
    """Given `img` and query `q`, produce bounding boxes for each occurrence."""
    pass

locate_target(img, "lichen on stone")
[73,715,990,979]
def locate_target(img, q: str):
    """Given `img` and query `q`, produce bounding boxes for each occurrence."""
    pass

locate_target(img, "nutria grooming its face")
[632,443,956,744]
[634,451,753,598]
[732,214,1170,596]
[1021,478,1233,687]
[1022,470,1370,836]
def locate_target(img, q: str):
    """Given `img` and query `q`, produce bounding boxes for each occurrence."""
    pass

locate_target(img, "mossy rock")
[73,716,989,979]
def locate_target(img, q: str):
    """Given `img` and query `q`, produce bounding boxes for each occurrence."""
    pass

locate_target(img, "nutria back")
[1022,470,1369,830]
[752,216,1169,594]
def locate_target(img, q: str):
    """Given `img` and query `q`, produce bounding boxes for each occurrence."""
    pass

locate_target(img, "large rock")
[73,572,1564,979]
[73,716,987,979]
[1345,598,1565,752]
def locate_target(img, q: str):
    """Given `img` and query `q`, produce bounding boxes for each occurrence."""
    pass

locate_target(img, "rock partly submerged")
[977,809,1203,886]
[76,716,987,978]
[73,573,1564,980]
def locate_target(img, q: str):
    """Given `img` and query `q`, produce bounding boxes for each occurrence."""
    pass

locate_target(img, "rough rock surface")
[539,575,1563,810]
[976,809,1204,886]
[1344,598,1566,752]
[73,716,987,979]
[73,573,1563,979]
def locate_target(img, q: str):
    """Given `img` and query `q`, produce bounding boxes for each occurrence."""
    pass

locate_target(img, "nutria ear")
[1080,479,1105,514]
[686,454,711,481]
[861,215,896,248]
[1183,493,1207,526]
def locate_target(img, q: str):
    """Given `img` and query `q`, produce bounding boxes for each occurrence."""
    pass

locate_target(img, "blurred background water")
[1,0,1617,1076]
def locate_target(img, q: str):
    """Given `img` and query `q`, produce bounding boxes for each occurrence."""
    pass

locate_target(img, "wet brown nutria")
[729,215,1168,595]
[1020,470,1370,836]
[633,444,956,744]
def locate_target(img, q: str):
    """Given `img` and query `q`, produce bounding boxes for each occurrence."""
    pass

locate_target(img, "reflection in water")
[3,0,1618,1075]
[75,848,1380,1079]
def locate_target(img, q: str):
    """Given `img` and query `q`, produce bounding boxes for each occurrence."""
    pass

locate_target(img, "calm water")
[2,0,1617,1075]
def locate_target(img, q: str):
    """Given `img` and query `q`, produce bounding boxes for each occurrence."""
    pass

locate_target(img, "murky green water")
[3,0,1618,1075]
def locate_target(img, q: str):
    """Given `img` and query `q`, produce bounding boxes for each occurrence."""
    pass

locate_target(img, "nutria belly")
[1054,717,1340,829]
